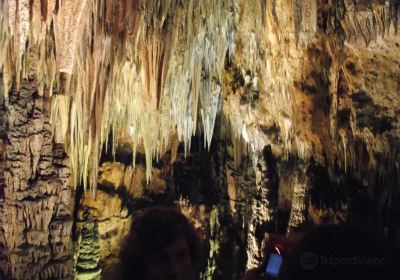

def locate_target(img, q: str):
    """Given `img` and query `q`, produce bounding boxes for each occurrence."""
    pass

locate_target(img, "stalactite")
[0,2,11,98]
[14,0,29,89]
[0,0,398,197]
[294,0,303,46]
[300,0,317,43]
[0,1,399,278]
[289,0,318,45]
[101,0,237,183]
[339,129,348,174]
[54,0,90,89]
[389,0,400,33]
[0,1,8,72]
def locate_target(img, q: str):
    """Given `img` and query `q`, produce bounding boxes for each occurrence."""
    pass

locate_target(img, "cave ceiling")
[0,0,399,195]
[0,0,400,279]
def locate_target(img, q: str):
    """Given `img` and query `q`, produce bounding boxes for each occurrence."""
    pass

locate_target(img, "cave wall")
[0,0,399,279]
[0,79,73,279]
[73,134,243,279]
[0,74,7,279]
[73,119,399,279]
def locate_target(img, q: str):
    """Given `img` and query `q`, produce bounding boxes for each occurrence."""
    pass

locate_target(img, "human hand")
[242,233,304,280]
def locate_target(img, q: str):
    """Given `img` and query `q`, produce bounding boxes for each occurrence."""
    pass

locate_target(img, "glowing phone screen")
[265,253,283,278]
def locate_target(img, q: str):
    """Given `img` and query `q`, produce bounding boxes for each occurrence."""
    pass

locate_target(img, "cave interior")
[0,0,399,279]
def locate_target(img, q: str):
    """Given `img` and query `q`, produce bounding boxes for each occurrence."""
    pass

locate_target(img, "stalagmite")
[0,1,399,278]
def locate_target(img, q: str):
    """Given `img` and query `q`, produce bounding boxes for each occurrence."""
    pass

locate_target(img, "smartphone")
[265,251,284,278]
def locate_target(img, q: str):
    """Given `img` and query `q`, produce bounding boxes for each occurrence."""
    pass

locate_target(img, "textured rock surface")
[75,212,102,280]
[245,147,279,269]
[0,80,73,279]
[0,74,7,279]
[0,1,399,279]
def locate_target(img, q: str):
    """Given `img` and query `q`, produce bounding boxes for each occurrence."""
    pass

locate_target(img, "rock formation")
[0,0,399,279]
[0,79,73,279]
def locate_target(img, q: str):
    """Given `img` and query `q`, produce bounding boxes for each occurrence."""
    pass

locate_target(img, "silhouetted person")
[119,206,203,280]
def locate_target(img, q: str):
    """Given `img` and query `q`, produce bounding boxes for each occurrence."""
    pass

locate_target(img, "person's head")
[278,223,392,280]
[119,206,203,280]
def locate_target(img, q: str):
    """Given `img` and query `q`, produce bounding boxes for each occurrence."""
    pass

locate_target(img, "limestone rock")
[98,162,125,189]
[75,212,102,280]
[81,190,123,222]
[0,80,73,279]
[78,188,132,279]
[123,165,145,198]
[147,169,167,195]
[1,1,399,279]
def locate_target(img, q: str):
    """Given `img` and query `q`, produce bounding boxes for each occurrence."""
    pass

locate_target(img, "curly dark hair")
[119,206,203,280]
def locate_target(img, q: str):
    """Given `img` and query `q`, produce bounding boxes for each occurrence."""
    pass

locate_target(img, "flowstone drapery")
[0,1,399,279]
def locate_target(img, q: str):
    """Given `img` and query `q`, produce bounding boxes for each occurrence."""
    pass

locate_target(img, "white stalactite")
[0,0,398,194]
[54,0,91,75]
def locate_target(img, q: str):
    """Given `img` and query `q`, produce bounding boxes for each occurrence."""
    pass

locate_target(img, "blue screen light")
[265,253,283,278]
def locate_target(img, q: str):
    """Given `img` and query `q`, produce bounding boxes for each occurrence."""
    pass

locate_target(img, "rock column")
[245,146,279,269]
[0,80,73,279]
